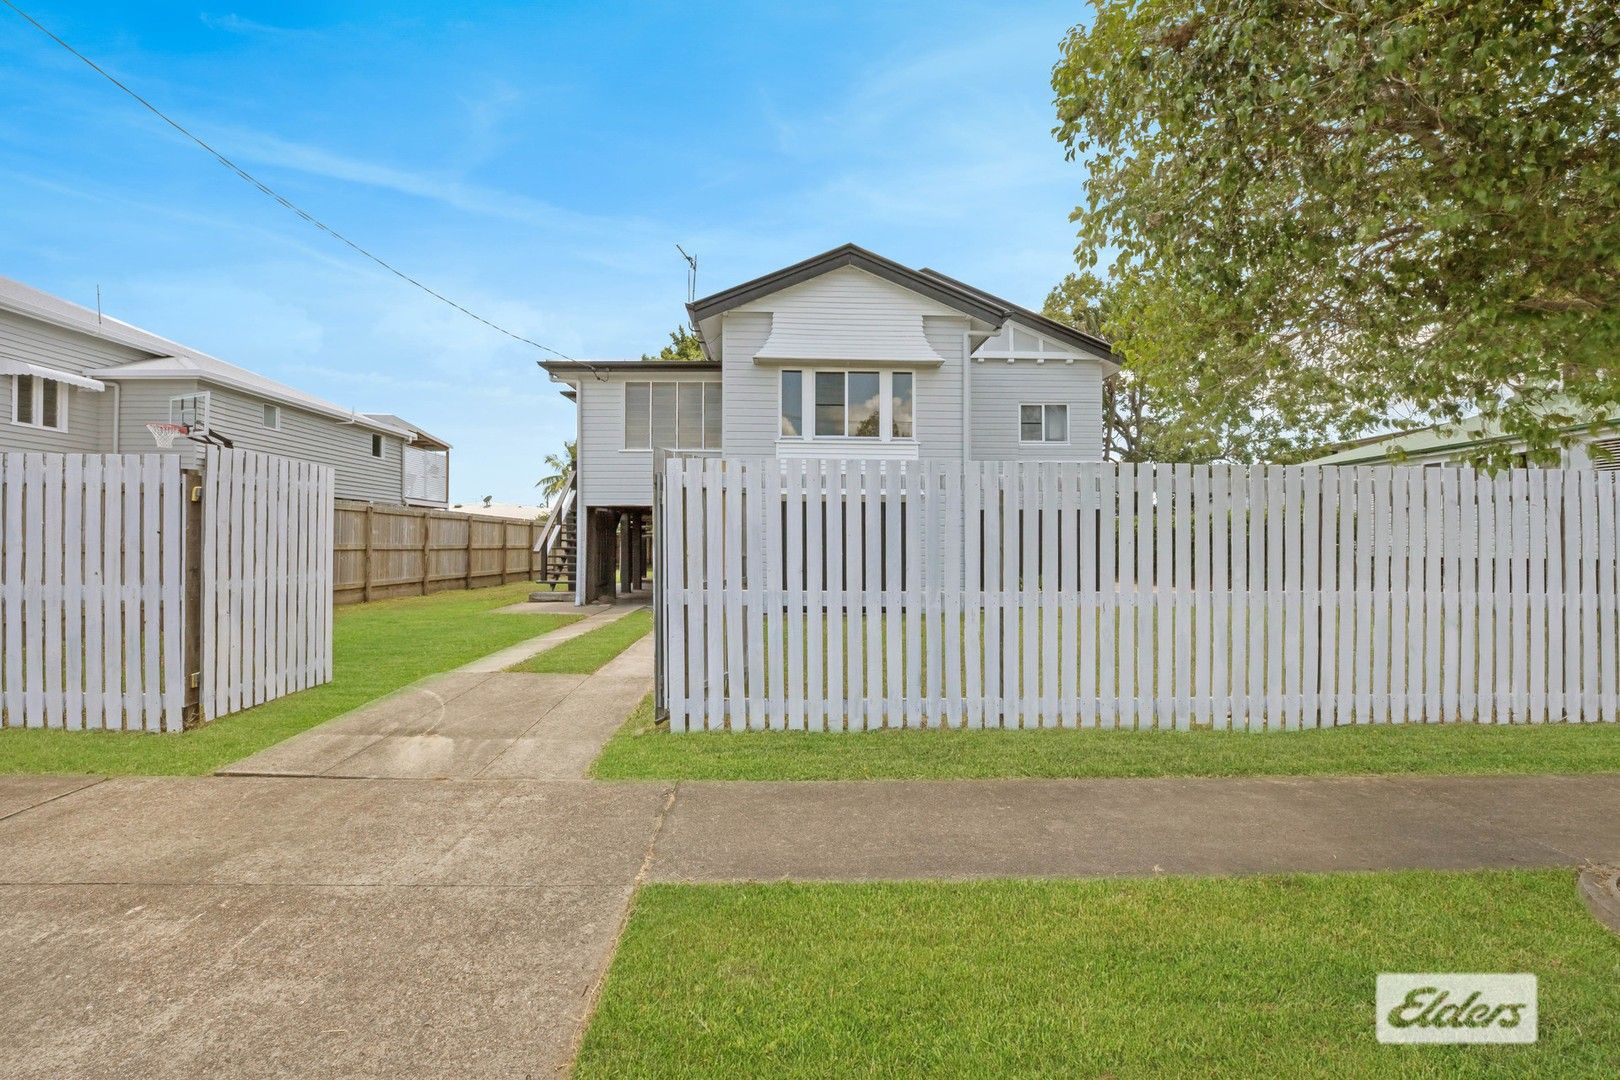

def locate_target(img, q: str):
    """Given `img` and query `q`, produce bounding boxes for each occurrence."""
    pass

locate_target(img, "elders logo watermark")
[1376,974,1537,1044]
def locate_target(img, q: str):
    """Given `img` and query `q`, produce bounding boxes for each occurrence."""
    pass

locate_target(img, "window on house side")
[41,379,59,429]
[677,383,704,449]
[650,383,678,449]
[371,433,384,458]
[891,372,913,439]
[847,372,881,437]
[814,372,846,437]
[703,383,723,450]
[11,374,69,430]
[1045,403,1067,442]
[263,403,281,429]
[624,382,651,449]
[780,370,802,437]
[12,375,33,424]
[1020,403,1068,444]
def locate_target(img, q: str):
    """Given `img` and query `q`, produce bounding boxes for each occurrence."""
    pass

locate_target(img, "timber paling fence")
[655,458,1620,733]
[332,502,544,605]
[1,448,332,732]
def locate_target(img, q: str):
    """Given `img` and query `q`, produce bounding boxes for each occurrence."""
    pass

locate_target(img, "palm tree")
[535,439,576,503]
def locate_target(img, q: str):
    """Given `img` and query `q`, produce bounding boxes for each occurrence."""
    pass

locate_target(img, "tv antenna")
[676,244,697,303]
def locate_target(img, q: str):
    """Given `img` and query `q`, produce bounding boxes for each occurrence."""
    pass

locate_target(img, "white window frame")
[262,403,281,430]
[169,391,211,433]
[781,368,917,444]
[9,374,68,431]
[622,379,722,452]
[1018,402,1070,446]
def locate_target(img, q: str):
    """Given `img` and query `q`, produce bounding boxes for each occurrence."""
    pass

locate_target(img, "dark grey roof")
[538,359,720,375]
[685,243,1119,363]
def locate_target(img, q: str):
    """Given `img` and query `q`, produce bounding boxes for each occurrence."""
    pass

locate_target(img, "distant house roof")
[0,275,414,438]
[1304,404,1619,465]
[362,413,452,451]
[685,243,1120,368]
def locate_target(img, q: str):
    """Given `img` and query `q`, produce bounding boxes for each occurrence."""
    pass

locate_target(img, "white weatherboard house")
[0,276,450,506]
[539,244,1120,602]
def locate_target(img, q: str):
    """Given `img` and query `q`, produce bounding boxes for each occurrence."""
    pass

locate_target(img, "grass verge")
[576,870,1620,1078]
[509,608,651,675]
[592,698,1620,781]
[0,583,579,776]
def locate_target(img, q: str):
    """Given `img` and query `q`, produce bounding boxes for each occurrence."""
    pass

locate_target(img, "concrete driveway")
[221,625,652,781]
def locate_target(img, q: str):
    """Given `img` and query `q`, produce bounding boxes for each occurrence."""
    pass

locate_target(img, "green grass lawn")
[576,870,1620,1078]
[592,693,1620,781]
[0,583,578,776]
[509,608,652,675]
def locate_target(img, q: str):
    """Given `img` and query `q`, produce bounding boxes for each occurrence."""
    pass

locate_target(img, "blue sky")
[1,1,1095,501]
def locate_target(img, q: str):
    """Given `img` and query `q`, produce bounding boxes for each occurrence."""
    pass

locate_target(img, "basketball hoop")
[145,422,190,448]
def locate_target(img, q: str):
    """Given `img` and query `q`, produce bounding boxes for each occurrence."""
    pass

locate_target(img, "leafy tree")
[535,439,576,502]
[642,325,705,362]
[1052,0,1620,466]
[1043,272,1265,461]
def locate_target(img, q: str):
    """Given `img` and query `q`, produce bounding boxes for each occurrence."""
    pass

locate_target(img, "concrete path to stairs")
[5,616,1620,1077]
[218,605,650,781]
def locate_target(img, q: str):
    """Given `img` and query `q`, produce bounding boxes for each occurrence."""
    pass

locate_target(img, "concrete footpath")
[3,618,1619,1076]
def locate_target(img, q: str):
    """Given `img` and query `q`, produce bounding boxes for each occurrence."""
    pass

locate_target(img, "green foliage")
[641,325,706,362]
[536,439,576,500]
[1052,0,1620,465]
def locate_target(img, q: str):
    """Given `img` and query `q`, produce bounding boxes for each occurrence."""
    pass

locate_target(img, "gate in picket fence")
[654,457,1620,733]
[0,448,333,731]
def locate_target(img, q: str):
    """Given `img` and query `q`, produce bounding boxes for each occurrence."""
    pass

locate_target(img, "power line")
[1,0,574,360]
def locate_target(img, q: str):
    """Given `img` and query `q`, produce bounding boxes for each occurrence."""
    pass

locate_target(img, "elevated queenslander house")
[539,244,1120,603]
[0,275,451,506]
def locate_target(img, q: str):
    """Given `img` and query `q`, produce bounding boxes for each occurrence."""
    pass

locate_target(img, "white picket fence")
[656,458,1620,732]
[0,448,333,731]
[1,453,187,731]
[200,447,334,719]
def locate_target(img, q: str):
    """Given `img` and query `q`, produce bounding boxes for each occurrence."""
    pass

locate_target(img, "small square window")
[371,433,384,458]
[262,403,281,429]
[11,374,69,431]
[1020,403,1067,444]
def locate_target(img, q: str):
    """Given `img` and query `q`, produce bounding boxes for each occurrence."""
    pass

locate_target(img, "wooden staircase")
[533,468,577,592]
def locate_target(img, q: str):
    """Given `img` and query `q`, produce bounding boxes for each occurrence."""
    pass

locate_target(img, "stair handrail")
[533,466,576,557]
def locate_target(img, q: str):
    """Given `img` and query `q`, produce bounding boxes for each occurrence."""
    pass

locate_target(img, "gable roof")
[685,243,1119,367]
[0,275,413,437]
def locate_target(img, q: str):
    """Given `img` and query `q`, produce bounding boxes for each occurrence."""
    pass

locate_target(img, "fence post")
[420,507,432,596]
[362,504,375,603]
[181,468,205,729]
[465,517,474,590]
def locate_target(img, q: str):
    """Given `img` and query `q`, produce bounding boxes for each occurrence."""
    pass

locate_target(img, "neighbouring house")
[1304,407,1620,470]
[450,498,548,520]
[0,275,450,506]
[537,243,1120,602]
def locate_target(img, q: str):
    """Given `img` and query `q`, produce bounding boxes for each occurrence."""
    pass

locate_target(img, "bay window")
[785,369,917,442]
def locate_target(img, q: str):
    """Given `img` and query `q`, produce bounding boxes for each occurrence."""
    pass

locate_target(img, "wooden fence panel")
[200,448,333,721]
[330,500,542,604]
[2,453,185,730]
[658,458,1620,733]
